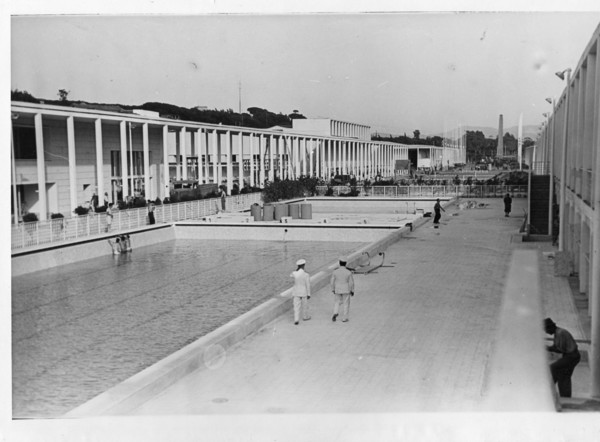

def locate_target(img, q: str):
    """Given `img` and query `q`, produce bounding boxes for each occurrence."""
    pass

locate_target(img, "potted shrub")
[73,206,90,216]
[22,212,38,223]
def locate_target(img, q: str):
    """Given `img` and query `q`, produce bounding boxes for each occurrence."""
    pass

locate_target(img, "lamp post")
[556,68,571,252]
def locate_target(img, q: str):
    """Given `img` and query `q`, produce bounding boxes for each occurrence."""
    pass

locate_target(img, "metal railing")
[315,185,528,198]
[11,192,262,252]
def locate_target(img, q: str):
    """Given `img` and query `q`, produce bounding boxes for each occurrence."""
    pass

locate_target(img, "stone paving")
[128,197,595,417]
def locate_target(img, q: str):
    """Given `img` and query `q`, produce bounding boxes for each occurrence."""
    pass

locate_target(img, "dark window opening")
[13,126,37,159]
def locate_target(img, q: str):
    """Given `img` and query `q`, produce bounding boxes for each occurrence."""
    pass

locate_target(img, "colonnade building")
[10,100,465,222]
[534,22,600,396]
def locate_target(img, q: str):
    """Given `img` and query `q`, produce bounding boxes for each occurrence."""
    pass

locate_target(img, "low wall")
[305,197,450,213]
[11,225,175,277]
[481,250,558,411]
[174,223,402,243]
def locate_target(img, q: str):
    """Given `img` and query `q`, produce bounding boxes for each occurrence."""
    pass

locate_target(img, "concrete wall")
[174,223,400,243]
[11,225,175,277]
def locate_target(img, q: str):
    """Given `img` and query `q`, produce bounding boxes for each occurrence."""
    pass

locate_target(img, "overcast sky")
[8,6,600,137]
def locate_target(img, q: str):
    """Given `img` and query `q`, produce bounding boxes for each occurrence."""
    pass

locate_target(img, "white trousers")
[333,293,351,321]
[293,296,310,322]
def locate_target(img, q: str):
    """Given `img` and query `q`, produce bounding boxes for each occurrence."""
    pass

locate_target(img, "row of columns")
[11,111,408,222]
[170,129,406,190]
[330,120,370,140]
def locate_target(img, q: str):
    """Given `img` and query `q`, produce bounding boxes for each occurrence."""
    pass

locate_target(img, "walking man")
[331,257,355,323]
[433,198,445,227]
[290,258,311,325]
[503,193,512,217]
[544,317,581,397]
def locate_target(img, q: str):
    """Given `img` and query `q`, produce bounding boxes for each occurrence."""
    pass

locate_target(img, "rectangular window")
[13,126,37,159]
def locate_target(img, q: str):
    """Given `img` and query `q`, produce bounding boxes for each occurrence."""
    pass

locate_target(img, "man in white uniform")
[290,258,311,325]
[330,256,355,322]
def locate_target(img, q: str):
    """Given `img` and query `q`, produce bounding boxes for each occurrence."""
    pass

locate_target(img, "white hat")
[296,258,306,266]
[339,256,348,264]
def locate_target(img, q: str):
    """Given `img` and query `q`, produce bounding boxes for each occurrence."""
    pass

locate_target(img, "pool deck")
[80,198,598,437]
[9,197,600,441]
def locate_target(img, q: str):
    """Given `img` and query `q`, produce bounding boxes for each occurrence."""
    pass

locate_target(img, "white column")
[249,133,255,187]
[198,129,204,184]
[295,137,301,177]
[180,127,187,181]
[191,130,198,180]
[269,135,275,182]
[238,132,244,188]
[143,123,151,200]
[204,130,210,182]
[34,114,48,220]
[559,71,572,251]
[332,140,337,176]
[278,136,284,179]
[226,130,233,194]
[213,130,220,186]
[341,140,346,174]
[308,139,313,177]
[315,139,320,178]
[259,134,266,185]
[162,125,169,200]
[94,119,104,206]
[120,121,129,198]
[298,138,308,176]
[326,139,331,178]
[67,116,77,211]
[360,142,365,177]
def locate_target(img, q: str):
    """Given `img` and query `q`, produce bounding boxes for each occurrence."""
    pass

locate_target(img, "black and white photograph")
[4,1,600,441]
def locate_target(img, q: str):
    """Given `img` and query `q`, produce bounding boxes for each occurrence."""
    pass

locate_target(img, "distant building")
[292,118,371,141]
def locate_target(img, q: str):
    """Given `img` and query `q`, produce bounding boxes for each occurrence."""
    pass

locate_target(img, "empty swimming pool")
[12,238,365,418]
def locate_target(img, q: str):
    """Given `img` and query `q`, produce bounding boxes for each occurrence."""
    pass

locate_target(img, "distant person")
[433,198,445,227]
[544,317,581,398]
[503,193,512,217]
[105,203,114,232]
[90,192,99,212]
[330,257,355,323]
[219,186,227,212]
[108,237,122,255]
[103,192,109,207]
[121,234,132,253]
[290,258,311,325]
[148,201,156,225]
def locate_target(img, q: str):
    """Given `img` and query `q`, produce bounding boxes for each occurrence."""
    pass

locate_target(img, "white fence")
[316,184,527,198]
[12,193,263,251]
[11,186,527,251]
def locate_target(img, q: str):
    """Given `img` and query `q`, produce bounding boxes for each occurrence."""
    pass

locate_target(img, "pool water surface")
[12,238,365,418]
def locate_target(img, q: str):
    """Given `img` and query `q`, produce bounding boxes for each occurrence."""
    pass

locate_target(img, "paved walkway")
[124,198,594,418]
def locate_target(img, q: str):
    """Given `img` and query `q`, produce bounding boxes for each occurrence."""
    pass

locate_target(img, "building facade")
[11,101,464,223]
[534,22,600,397]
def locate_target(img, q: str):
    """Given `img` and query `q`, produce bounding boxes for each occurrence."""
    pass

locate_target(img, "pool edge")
[62,222,418,417]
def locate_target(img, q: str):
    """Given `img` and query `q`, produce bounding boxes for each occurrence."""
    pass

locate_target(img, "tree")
[58,89,70,101]
[503,132,518,156]
[288,110,306,120]
[413,130,420,140]
[466,130,497,163]
[11,89,38,103]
